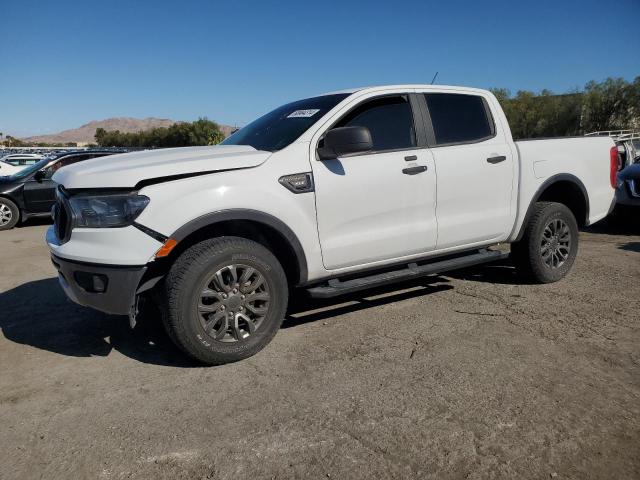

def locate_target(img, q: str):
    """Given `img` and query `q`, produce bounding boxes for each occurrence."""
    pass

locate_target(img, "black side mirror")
[33,170,46,182]
[317,126,373,160]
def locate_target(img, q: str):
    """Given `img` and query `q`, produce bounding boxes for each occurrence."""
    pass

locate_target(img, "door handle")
[402,165,428,175]
[487,155,507,164]
[404,155,418,161]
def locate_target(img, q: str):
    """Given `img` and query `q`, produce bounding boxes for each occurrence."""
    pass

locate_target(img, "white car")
[0,154,44,176]
[0,160,24,176]
[47,84,617,365]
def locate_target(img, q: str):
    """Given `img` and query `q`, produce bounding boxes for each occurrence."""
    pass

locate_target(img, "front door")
[23,173,56,213]
[312,94,438,270]
[23,154,92,213]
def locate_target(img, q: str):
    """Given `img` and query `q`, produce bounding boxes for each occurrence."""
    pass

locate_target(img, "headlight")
[69,194,150,228]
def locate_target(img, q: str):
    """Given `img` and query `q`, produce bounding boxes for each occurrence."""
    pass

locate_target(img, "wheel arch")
[515,174,589,241]
[161,209,308,286]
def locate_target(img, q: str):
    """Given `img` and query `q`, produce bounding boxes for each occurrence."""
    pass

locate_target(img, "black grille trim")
[54,186,73,244]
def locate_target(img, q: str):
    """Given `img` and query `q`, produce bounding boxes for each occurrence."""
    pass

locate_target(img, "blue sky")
[1,0,639,137]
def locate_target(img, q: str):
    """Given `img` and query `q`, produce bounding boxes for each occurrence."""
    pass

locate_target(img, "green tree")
[5,136,27,147]
[94,118,225,148]
[492,77,638,139]
[581,77,631,131]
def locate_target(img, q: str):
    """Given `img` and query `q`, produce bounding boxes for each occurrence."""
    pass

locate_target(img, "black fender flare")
[169,209,309,284]
[514,173,590,242]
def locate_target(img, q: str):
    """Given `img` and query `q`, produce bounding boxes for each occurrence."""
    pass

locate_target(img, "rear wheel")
[0,198,20,231]
[162,236,288,365]
[511,202,578,283]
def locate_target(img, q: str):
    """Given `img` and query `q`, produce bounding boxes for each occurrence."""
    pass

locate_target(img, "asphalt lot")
[1,219,639,480]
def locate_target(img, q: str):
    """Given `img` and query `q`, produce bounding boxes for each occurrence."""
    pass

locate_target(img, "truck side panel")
[510,136,615,241]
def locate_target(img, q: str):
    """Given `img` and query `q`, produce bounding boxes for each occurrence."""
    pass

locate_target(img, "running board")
[307,249,508,299]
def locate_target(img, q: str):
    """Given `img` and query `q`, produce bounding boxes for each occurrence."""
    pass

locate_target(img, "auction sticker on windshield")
[287,109,320,118]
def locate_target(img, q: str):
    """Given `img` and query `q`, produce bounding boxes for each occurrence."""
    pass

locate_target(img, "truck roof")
[323,84,490,96]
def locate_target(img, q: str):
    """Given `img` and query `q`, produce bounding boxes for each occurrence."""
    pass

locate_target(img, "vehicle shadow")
[446,262,525,285]
[18,217,52,228]
[0,277,200,368]
[583,215,640,236]
[618,242,640,253]
[0,275,458,366]
[284,277,454,328]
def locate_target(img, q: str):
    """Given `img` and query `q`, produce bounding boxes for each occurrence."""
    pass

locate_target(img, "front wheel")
[162,236,288,365]
[511,202,579,283]
[0,197,20,231]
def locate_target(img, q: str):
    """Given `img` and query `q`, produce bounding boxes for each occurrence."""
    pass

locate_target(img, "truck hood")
[53,145,271,189]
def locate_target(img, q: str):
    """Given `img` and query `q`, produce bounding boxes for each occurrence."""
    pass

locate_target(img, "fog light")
[92,274,107,293]
[74,271,108,293]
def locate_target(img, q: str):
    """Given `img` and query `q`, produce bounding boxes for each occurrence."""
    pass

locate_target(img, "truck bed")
[510,136,616,239]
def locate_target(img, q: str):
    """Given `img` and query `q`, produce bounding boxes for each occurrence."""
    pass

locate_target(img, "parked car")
[0,153,44,166]
[0,151,117,230]
[48,85,616,365]
[615,163,640,211]
[0,159,26,176]
[615,134,640,215]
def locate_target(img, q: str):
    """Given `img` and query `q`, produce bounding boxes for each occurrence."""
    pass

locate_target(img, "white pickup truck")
[47,85,617,365]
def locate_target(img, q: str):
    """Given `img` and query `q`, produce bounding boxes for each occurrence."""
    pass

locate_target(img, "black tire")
[161,236,288,365]
[511,202,579,283]
[0,197,20,231]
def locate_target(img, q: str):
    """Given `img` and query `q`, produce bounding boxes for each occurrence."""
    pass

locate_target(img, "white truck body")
[51,85,615,280]
[46,84,617,364]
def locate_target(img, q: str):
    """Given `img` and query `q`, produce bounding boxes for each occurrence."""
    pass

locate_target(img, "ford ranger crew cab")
[47,85,618,365]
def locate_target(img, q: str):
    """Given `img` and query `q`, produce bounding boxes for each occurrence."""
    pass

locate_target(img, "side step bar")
[307,249,508,299]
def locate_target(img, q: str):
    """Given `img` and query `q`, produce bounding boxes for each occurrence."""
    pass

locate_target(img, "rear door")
[311,93,438,270]
[421,92,515,249]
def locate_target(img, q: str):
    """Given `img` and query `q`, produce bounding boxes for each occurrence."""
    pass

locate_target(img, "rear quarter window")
[425,93,495,145]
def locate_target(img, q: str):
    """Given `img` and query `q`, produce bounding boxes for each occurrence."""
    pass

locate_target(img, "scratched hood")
[53,145,271,189]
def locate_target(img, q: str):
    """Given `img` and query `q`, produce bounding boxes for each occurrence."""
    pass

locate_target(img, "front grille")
[53,187,73,243]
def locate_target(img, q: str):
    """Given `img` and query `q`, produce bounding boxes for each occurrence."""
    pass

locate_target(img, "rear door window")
[425,93,494,145]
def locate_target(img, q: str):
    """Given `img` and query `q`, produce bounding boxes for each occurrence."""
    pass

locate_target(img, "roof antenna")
[430,72,439,84]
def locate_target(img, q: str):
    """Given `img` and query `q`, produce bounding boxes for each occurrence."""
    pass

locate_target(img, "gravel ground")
[1,219,639,480]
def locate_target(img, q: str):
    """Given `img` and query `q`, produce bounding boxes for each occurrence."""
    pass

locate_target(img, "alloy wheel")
[540,218,571,268]
[196,264,271,343]
[0,203,13,226]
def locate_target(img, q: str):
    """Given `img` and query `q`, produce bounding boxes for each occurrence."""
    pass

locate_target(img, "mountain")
[23,117,236,145]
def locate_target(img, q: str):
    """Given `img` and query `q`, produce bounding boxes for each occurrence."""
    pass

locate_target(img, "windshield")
[221,93,350,151]
[8,158,51,179]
